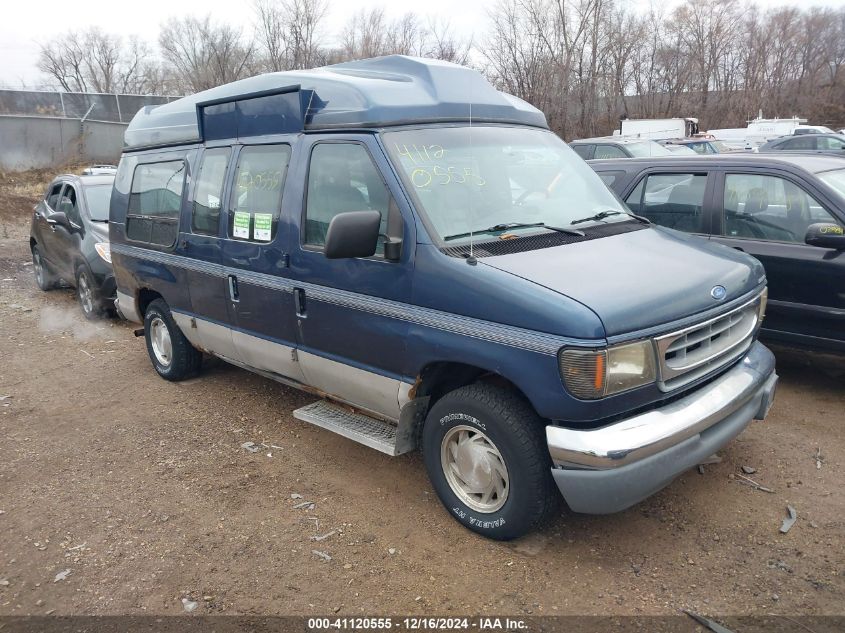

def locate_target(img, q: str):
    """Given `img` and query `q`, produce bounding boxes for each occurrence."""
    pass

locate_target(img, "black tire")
[143,298,202,381]
[422,383,559,540]
[75,265,105,320]
[32,246,56,291]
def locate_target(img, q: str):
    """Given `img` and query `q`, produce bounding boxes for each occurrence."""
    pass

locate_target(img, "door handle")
[294,288,306,318]
[228,274,239,302]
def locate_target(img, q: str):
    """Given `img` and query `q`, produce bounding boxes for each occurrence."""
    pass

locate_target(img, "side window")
[59,185,82,226]
[192,148,230,236]
[818,137,845,151]
[594,144,627,159]
[46,183,63,210]
[722,173,838,243]
[596,171,623,188]
[229,144,291,242]
[623,178,645,212]
[781,137,815,150]
[626,173,707,232]
[571,144,592,159]
[127,160,186,247]
[305,143,391,250]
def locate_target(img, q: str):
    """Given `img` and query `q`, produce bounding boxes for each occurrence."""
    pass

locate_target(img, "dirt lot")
[0,169,843,618]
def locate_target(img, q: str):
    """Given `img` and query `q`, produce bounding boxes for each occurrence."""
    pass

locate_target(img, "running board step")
[292,400,414,456]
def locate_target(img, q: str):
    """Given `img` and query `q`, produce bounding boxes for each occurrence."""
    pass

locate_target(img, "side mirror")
[383,237,403,262]
[324,211,381,259]
[49,211,69,228]
[805,223,845,249]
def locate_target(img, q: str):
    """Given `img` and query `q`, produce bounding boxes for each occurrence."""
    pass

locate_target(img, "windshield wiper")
[443,222,584,242]
[570,210,651,226]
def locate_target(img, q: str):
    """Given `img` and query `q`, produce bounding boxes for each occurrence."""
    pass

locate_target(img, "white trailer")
[708,113,810,149]
[617,118,699,140]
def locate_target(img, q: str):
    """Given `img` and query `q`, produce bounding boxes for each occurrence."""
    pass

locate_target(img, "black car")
[589,154,845,353]
[757,133,845,154]
[30,174,116,319]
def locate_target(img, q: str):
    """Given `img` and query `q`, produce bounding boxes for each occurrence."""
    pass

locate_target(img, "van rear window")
[127,160,186,247]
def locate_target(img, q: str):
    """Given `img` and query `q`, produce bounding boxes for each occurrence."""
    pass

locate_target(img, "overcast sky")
[2,0,844,89]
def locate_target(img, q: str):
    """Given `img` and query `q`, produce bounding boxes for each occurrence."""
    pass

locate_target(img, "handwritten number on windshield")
[411,165,485,188]
[395,143,445,164]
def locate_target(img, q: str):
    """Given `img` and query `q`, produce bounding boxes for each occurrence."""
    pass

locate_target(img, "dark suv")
[589,154,845,353]
[30,174,116,319]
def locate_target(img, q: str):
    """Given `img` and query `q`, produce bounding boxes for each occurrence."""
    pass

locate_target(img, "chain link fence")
[0,89,179,123]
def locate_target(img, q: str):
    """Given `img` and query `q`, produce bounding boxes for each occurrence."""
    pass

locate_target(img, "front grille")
[654,297,760,391]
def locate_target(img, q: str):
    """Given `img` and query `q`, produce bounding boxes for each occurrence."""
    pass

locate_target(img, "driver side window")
[722,173,837,242]
[46,183,64,210]
[304,143,391,251]
[781,137,815,150]
[59,185,82,226]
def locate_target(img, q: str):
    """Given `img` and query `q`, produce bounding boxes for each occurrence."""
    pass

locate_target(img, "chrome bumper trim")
[546,342,777,470]
[116,290,141,323]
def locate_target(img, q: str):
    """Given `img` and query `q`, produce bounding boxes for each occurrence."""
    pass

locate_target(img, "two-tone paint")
[111,127,769,426]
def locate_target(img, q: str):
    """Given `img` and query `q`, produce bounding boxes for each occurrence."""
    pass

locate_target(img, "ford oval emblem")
[711,285,727,301]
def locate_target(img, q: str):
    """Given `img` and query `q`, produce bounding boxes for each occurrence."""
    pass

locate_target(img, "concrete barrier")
[0,115,127,171]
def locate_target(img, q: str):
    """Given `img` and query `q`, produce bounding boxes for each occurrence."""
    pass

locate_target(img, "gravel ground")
[0,169,843,618]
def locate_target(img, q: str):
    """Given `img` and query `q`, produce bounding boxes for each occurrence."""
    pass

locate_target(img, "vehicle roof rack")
[123,55,547,150]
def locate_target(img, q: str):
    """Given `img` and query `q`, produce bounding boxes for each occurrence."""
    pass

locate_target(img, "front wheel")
[422,383,559,540]
[143,298,202,381]
[75,265,105,320]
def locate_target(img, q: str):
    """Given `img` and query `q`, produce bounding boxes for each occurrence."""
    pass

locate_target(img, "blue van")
[110,56,778,539]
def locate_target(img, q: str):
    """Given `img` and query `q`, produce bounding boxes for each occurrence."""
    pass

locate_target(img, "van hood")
[479,226,765,337]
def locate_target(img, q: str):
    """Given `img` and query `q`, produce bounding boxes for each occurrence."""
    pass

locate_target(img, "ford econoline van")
[110,56,778,540]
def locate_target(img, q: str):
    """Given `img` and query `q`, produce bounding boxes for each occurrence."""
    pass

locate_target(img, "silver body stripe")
[112,242,592,355]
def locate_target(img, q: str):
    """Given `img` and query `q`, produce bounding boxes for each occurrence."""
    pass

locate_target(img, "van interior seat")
[643,182,704,232]
[785,190,810,236]
[306,153,370,244]
[744,188,768,215]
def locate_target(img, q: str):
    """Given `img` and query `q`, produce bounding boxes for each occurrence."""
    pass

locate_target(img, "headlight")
[559,340,657,399]
[95,242,112,263]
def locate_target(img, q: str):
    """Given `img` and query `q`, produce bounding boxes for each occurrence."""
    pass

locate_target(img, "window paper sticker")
[233,211,250,239]
[253,213,272,241]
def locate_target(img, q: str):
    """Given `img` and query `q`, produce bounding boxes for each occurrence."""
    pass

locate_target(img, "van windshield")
[383,126,632,243]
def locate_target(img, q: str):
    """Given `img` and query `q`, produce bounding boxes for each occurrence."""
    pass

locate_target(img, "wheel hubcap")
[33,252,44,285]
[78,274,93,313]
[441,425,509,513]
[149,317,173,367]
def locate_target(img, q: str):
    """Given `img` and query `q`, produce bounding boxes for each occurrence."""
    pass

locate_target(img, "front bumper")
[546,341,777,514]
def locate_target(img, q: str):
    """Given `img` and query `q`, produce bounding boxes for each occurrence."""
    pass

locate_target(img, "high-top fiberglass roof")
[124,56,547,150]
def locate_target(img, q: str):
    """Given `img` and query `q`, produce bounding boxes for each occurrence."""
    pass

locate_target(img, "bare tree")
[254,0,329,71]
[336,8,471,64]
[159,15,256,93]
[37,29,161,94]
[33,0,845,130]
[38,38,90,92]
